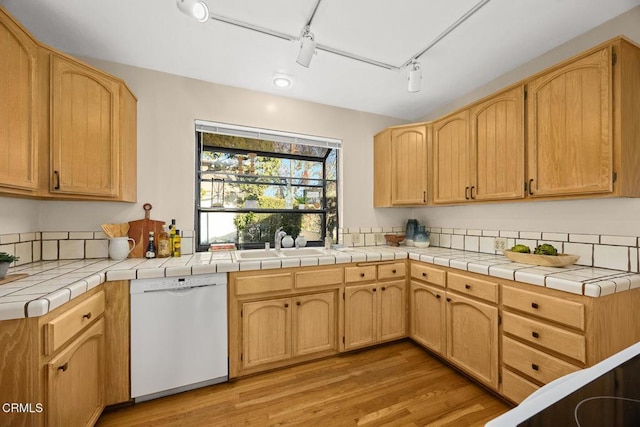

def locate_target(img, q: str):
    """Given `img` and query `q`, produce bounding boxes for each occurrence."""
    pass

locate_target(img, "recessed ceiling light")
[272,74,293,89]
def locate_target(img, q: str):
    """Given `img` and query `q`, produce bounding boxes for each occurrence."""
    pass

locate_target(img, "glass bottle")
[172,229,182,257]
[405,219,419,247]
[157,226,171,258]
[169,219,176,254]
[414,225,431,248]
[145,231,156,259]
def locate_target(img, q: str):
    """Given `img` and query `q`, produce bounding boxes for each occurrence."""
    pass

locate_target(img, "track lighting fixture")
[408,61,421,93]
[296,26,317,68]
[176,0,210,23]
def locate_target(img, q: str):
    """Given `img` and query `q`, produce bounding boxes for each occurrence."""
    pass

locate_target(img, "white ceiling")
[2,0,639,120]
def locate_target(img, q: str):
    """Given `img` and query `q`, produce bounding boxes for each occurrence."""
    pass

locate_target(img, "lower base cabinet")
[46,318,105,427]
[445,292,499,389]
[409,281,445,355]
[241,292,337,370]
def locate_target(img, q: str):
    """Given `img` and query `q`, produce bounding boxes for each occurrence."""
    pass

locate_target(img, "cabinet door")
[470,86,525,201]
[50,54,120,197]
[378,280,407,341]
[242,298,291,368]
[390,126,428,205]
[373,129,392,207]
[47,318,105,427]
[409,281,445,355]
[344,284,377,350]
[0,10,38,192]
[446,292,499,389]
[527,47,613,197]
[432,110,470,204]
[292,292,336,357]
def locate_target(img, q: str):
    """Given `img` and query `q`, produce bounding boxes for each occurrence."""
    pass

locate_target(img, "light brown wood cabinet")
[229,266,341,378]
[433,86,525,204]
[375,36,640,207]
[0,6,39,195]
[373,124,428,207]
[344,262,407,350]
[445,291,499,389]
[46,318,105,427]
[409,280,445,355]
[0,282,129,427]
[0,6,137,202]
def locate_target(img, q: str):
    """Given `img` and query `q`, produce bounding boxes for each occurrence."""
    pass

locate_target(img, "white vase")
[0,262,10,279]
[281,235,294,248]
[295,235,307,247]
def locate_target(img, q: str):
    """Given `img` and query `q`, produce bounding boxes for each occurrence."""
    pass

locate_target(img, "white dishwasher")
[130,273,228,402]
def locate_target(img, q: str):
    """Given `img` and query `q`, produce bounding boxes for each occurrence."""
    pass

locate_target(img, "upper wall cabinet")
[374,124,428,207]
[0,6,137,202]
[432,87,525,205]
[432,110,470,204]
[527,40,640,199]
[0,8,39,195]
[526,47,612,197]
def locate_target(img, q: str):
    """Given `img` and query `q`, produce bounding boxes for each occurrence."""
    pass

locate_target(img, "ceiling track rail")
[206,0,491,72]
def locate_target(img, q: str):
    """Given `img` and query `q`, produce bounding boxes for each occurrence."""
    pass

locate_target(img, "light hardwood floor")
[97,340,511,426]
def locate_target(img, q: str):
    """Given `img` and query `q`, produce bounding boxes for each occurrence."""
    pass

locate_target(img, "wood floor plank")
[97,341,511,427]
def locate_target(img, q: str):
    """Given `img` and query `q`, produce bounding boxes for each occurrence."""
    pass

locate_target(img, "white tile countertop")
[1,246,639,321]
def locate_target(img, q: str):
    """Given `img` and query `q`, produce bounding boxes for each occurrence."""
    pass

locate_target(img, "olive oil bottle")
[157,226,171,258]
[172,229,182,257]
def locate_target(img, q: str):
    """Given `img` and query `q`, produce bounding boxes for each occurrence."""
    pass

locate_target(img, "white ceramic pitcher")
[109,237,135,260]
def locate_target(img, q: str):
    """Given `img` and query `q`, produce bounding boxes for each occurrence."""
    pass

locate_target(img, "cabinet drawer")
[295,268,343,289]
[502,368,539,404]
[345,266,377,283]
[447,272,498,303]
[502,285,585,330]
[377,262,406,280]
[235,272,293,295]
[503,312,586,363]
[410,264,446,287]
[45,291,105,355]
[503,336,580,385]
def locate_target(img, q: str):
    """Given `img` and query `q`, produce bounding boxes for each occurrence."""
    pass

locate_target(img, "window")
[196,121,340,252]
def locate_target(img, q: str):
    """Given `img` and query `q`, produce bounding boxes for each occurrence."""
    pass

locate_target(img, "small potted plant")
[0,252,19,279]
[295,195,306,210]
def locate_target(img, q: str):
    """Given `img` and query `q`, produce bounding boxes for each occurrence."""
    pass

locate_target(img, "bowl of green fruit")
[503,243,579,267]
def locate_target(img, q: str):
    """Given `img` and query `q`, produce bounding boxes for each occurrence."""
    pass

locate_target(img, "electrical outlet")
[351,233,361,244]
[494,237,508,251]
[375,233,386,244]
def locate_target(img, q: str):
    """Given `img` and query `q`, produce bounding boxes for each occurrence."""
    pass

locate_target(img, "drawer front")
[377,262,406,280]
[503,312,586,363]
[502,336,580,385]
[447,272,498,303]
[45,291,105,355]
[410,264,446,287]
[502,285,585,330]
[235,272,293,295]
[502,368,539,404]
[295,268,343,289]
[345,266,377,283]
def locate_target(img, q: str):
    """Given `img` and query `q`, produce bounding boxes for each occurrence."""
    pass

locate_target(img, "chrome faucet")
[274,227,287,251]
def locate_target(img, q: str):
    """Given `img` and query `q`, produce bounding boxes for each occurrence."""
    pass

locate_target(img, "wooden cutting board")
[128,203,165,258]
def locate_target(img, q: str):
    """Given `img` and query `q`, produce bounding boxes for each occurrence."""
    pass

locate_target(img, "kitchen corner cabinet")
[432,86,525,204]
[0,282,130,427]
[0,6,39,195]
[373,124,428,207]
[344,263,407,350]
[0,5,137,202]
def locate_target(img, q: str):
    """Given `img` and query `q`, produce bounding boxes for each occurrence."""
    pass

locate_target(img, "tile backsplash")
[0,230,195,265]
[339,226,640,273]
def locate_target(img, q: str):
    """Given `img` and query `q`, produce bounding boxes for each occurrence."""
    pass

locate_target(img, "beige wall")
[412,6,640,236]
[0,60,409,235]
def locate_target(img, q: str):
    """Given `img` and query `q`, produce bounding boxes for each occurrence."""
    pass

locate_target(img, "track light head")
[176,0,210,23]
[407,61,422,93]
[296,26,317,68]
